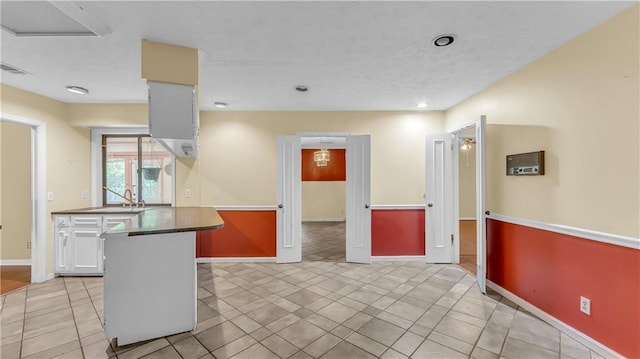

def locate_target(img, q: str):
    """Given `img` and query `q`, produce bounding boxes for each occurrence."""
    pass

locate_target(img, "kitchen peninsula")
[101,206,223,346]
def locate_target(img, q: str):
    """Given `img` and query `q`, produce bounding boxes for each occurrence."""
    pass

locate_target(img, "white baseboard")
[302,218,346,222]
[371,255,425,262]
[486,280,623,359]
[197,257,276,263]
[0,259,31,265]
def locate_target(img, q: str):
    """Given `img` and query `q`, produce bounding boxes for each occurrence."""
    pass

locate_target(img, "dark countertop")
[51,207,147,215]
[102,207,224,237]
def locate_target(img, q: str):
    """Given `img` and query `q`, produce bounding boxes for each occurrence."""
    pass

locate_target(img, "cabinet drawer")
[103,215,134,229]
[72,216,102,227]
[54,216,71,227]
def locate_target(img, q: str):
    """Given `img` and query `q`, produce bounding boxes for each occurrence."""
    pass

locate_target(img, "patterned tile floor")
[0,223,605,358]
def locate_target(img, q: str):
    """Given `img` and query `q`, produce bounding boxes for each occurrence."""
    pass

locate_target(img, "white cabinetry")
[53,214,133,275]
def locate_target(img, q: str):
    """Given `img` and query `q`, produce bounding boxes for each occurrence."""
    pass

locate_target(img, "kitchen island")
[101,207,223,346]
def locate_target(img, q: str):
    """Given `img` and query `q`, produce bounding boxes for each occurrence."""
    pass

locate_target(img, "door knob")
[364,204,370,209]
[278,204,283,209]
[427,203,433,207]
[485,210,491,215]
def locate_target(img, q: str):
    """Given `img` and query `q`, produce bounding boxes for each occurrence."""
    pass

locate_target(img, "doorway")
[0,114,47,285]
[276,134,371,264]
[301,144,347,262]
[426,116,486,291]
[0,121,32,294]
[457,127,477,274]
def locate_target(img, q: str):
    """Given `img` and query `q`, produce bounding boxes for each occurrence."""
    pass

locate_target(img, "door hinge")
[451,234,454,244]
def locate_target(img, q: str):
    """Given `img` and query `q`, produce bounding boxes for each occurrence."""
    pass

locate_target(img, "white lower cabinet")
[53,214,133,275]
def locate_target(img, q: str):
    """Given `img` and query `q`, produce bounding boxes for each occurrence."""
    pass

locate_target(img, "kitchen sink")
[83,207,148,214]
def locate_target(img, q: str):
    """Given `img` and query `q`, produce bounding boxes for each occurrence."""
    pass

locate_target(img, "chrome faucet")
[103,186,138,207]
[123,189,133,207]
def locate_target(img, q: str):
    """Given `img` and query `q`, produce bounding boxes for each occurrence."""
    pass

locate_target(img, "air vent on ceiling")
[0,1,110,37]
[0,63,31,75]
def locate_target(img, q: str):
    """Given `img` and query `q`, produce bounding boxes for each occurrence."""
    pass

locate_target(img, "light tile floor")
[1,223,605,359]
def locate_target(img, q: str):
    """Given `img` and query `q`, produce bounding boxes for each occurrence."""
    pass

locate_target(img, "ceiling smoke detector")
[66,86,89,95]
[432,34,456,47]
[295,85,309,92]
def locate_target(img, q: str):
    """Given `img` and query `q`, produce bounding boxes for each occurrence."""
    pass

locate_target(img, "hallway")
[302,222,345,262]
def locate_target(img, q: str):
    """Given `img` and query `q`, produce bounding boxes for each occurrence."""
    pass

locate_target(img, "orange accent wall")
[371,209,425,256]
[487,219,640,358]
[302,149,346,181]
[197,210,276,257]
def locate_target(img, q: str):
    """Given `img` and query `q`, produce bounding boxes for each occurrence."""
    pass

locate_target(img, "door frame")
[448,115,487,292]
[277,132,371,263]
[0,114,48,283]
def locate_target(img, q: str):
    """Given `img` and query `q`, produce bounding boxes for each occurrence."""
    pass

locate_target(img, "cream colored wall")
[302,182,346,220]
[187,111,444,207]
[446,5,639,237]
[0,121,32,260]
[67,103,147,127]
[1,84,92,273]
[459,145,476,219]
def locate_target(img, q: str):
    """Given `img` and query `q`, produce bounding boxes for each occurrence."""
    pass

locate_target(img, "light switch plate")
[47,192,54,201]
[81,190,89,199]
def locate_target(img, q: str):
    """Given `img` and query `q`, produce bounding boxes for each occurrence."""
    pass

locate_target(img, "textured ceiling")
[0,1,634,111]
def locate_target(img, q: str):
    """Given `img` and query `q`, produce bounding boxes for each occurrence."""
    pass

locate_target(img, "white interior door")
[346,135,371,264]
[476,116,487,292]
[425,133,454,263]
[276,136,301,263]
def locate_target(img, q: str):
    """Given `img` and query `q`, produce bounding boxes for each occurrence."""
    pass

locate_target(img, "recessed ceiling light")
[432,34,455,47]
[417,103,428,109]
[214,102,227,108]
[66,86,89,95]
[295,85,308,92]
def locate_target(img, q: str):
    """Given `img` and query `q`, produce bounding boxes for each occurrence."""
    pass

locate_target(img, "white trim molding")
[487,281,624,359]
[372,255,426,262]
[488,213,640,250]
[0,259,32,265]
[302,218,346,222]
[370,205,425,210]
[197,257,276,263]
[213,205,278,211]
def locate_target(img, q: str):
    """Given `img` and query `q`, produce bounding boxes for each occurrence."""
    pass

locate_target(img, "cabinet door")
[54,228,72,273]
[70,228,103,274]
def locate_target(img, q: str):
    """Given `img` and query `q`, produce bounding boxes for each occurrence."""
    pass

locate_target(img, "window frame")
[91,127,176,207]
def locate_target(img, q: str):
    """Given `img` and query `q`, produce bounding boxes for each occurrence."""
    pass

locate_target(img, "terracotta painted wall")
[371,209,425,256]
[301,149,346,181]
[197,210,276,257]
[487,219,640,358]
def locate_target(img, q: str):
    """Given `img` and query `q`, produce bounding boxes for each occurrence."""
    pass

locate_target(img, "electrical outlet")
[185,189,191,198]
[580,296,591,315]
[81,190,89,199]
[47,192,54,201]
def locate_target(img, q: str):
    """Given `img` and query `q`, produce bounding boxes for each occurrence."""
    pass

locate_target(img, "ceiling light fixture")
[295,85,308,92]
[214,102,227,108]
[417,103,428,109]
[66,86,89,95]
[314,149,330,167]
[432,34,456,47]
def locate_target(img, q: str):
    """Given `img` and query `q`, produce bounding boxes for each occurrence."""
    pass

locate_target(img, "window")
[102,135,173,206]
